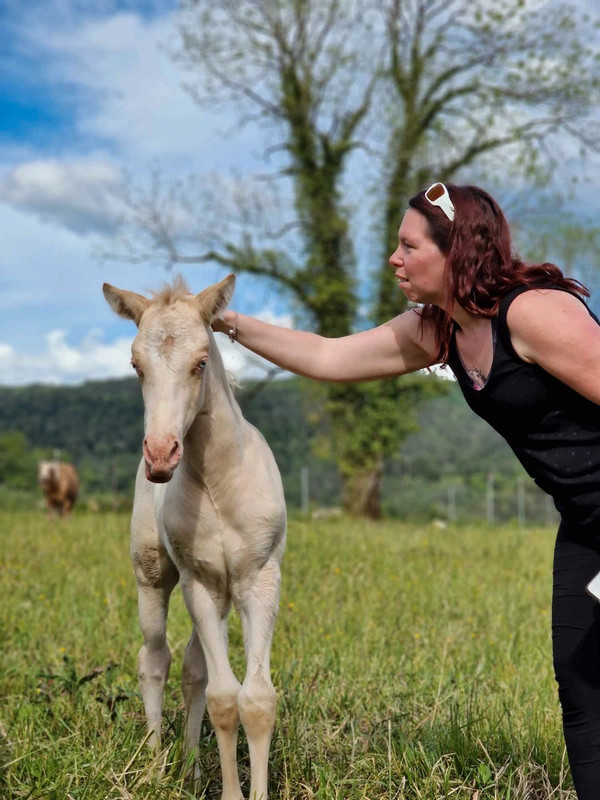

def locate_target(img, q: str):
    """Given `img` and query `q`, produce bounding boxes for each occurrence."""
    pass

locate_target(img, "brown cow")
[37,461,79,518]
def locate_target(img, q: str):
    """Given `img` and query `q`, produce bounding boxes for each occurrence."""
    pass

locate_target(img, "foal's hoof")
[183,757,201,790]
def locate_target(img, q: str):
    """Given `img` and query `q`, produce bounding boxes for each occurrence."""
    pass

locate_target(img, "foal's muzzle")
[143,434,183,483]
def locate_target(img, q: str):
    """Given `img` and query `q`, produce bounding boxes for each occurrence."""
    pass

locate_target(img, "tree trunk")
[342,462,383,519]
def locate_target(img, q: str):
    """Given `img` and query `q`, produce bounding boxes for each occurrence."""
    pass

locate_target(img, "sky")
[1,0,599,387]
[0,0,293,386]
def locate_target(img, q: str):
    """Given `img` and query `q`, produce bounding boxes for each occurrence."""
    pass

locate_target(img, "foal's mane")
[150,274,192,306]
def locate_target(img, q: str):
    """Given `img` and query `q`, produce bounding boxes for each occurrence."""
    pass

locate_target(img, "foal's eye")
[131,361,143,378]
[193,358,208,374]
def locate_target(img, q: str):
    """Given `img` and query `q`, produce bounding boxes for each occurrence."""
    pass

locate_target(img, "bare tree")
[374,0,600,321]
[111,0,600,517]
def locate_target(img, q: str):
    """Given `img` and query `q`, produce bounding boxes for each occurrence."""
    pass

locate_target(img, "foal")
[103,275,286,800]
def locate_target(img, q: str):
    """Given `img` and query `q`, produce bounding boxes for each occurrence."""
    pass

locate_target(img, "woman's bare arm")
[214,308,438,381]
[508,289,600,404]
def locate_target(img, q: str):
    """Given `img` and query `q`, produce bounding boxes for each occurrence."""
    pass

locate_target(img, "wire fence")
[295,465,562,526]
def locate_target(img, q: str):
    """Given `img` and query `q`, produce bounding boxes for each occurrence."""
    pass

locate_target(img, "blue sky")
[0,0,292,386]
[1,0,599,386]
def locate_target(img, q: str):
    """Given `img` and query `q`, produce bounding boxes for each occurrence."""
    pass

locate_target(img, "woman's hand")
[211,310,236,336]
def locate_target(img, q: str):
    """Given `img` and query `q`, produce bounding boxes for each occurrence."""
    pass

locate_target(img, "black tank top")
[447,285,600,524]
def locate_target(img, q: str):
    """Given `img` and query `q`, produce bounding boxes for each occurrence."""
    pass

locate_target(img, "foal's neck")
[183,335,244,477]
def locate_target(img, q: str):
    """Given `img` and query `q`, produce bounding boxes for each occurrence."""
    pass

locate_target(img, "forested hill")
[0,378,144,464]
[0,376,340,506]
[0,375,540,520]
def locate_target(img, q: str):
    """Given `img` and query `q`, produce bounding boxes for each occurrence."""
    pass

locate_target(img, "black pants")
[553,520,600,799]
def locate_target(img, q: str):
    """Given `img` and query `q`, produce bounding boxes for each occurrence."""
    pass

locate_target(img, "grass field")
[0,511,575,799]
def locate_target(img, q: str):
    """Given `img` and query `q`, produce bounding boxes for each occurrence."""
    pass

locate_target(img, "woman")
[213,183,600,798]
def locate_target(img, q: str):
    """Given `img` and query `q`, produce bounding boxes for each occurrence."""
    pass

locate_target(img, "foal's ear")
[195,274,236,325]
[103,283,151,326]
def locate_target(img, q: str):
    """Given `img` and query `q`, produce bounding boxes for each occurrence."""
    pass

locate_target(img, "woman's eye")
[194,359,208,373]
[131,362,143,378]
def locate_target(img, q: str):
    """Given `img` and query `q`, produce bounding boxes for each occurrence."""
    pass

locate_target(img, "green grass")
[0,511,574,799]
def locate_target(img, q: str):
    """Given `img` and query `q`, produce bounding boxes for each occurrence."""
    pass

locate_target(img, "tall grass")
[0,511,573,799]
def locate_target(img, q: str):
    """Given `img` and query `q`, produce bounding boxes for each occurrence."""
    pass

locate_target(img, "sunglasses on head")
[425,182,455,221]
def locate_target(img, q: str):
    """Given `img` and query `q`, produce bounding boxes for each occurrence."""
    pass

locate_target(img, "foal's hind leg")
[131,462,179,750]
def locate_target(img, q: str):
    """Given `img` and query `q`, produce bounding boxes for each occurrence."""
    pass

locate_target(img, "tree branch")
[166,247,317,314]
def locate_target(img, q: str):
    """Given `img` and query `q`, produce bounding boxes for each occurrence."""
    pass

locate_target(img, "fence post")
[486,471,495,525]
[448,485,456,522]
[301,465,310,515]
[517,477,526,527]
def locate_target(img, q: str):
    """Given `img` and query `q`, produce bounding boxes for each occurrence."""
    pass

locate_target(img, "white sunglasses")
[425,182,455,222]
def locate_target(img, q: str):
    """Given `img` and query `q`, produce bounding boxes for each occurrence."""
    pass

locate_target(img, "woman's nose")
[389,249,403,267]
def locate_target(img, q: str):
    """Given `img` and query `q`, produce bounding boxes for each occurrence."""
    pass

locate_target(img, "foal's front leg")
[181,629,208,782]
[235,558,282,800]
[131,462,178,751]
[135,573,178,749]
[180,572,243,800]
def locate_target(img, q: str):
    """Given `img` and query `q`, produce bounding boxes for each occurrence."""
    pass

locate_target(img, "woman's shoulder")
[498,283,587,322]
[505,288,594,364]
[505,285,587,316]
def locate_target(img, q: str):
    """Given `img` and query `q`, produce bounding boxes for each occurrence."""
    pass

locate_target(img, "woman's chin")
[398,284,416,300]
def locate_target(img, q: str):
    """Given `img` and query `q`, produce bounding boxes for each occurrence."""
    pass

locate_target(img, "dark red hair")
[408,184,588,362]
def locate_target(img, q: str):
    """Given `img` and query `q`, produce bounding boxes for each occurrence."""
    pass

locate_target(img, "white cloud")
[0,159,125,234]
[0,195,296,387]
[0,308,294,387]
[0,6,268,239]
[0,201,127,324]
[0,329,133,385]
[24,10,261,170]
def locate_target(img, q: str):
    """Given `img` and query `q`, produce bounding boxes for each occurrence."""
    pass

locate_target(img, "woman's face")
[388,208,448,306]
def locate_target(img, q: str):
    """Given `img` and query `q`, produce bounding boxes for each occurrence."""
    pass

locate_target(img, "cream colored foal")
[104,275,286,800]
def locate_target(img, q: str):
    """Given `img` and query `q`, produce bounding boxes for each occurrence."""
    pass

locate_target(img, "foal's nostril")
[169,439,181,465]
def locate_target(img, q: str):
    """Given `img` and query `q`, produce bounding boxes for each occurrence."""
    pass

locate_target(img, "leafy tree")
[374,0,600,321]
[382,382,555,523]
[111,0,600,517]
[0,431,45,491]
[517,216,600,305]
